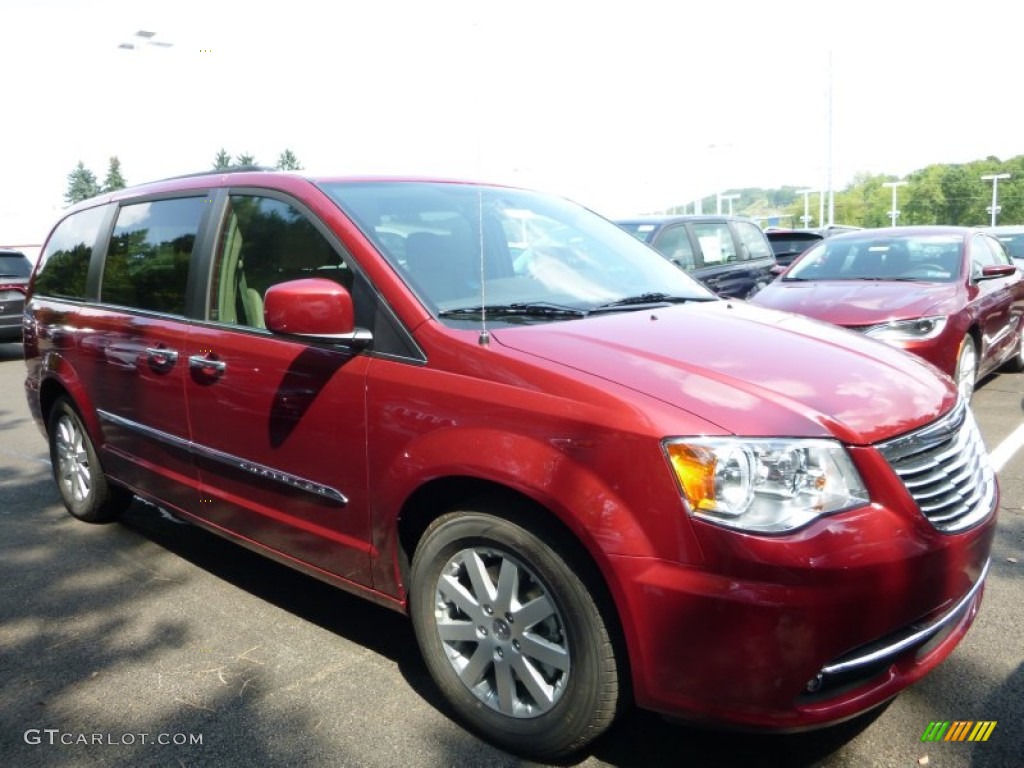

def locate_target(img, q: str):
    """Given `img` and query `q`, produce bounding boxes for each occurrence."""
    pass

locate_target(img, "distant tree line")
[659,155,1024,228]
[63,149,304,205]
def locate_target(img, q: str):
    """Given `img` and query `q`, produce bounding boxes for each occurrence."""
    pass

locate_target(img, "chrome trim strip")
[97,410,348,505]
[820,558,990,677]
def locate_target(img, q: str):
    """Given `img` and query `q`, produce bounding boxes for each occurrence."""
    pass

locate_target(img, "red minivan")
[24,171,996,759]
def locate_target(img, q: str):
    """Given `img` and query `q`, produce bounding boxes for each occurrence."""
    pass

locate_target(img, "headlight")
[663,438,868,533]
[863,316,947,342]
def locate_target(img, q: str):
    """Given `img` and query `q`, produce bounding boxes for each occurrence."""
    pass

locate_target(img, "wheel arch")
[396,477,635,708]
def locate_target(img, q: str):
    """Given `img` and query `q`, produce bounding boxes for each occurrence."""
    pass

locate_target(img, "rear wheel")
[47,396,132,523]
[954,336,977,402]
[410,509,620,759]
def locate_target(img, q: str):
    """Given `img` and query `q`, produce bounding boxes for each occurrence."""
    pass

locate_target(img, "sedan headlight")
[863,316,947,342]
[663,438,868,533]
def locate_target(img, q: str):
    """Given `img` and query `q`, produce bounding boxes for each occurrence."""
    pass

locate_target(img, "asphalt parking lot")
[0,340,1021,768]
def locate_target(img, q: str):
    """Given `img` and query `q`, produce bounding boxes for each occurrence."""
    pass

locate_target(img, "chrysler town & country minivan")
[24,170,996,758]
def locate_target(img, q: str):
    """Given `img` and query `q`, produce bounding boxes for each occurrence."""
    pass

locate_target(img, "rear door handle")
[188,354,227,375]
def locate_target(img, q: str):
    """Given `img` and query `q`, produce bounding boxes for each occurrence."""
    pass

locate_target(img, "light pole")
[797,189,815,228]
[721,194,740,216]
[981,173,1011,226]
[882,180,908,227]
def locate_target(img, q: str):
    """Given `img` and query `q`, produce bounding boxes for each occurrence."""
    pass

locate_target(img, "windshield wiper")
[589,292,715,313]
[438,302,588,319]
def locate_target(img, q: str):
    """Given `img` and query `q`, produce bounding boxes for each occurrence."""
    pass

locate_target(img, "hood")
[751,280,960,326]
[492,301,955,445]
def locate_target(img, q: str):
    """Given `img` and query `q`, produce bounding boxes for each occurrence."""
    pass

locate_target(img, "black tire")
[47,396,132,523]
[409,509,620,759]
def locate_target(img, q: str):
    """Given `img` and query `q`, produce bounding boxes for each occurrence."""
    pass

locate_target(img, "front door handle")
[188,354,227,376]
[146,346,179,370]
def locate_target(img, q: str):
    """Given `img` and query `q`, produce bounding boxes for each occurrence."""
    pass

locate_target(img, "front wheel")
[409,509,620,759]
[954,336,977,402]
[47,396,132,523]
[1003,324,1024,372]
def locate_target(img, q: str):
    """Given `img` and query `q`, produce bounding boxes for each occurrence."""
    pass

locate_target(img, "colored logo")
[921,721,997,742]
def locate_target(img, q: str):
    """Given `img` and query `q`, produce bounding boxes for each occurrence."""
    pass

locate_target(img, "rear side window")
[33,206,108,300]
[101,197,207,315]
[691,222,737,264]
[734,221,773,260]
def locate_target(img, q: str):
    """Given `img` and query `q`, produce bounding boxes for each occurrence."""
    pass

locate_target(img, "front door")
[184,193,373,586]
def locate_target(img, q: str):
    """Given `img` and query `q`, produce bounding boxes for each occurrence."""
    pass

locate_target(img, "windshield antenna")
[476,183,489,346]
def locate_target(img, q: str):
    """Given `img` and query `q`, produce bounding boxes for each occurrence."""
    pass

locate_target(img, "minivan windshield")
[320,181,715,323]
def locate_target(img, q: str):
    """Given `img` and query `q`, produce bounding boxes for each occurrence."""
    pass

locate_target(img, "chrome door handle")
[146,347,179,368]
[188,354,227,374]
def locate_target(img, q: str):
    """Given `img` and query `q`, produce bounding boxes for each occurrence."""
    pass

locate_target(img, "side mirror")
[264,278,372,346]
[978,264,1017,280]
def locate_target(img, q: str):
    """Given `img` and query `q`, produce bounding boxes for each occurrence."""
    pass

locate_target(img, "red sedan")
[751,226,1024,400]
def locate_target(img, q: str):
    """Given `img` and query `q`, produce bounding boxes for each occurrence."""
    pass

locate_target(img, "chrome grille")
[877,400,996,532]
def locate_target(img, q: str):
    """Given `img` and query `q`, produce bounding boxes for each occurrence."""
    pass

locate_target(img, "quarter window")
[101,198,206,314]
[210,195,353,328]
[33,205,108,300]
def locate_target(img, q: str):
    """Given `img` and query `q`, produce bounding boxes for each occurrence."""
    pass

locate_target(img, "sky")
[3,0,1023,255]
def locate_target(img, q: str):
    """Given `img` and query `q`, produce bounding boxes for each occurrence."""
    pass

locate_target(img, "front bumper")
[609,501,995,729]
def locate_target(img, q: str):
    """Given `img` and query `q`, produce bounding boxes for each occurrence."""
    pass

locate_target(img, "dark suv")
[24,170,995,759]
[766,225,863,267]
[0,249,32,342]
[614,214,776,298]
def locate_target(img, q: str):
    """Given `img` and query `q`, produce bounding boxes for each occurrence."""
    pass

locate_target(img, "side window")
[101,198,206,314]
[653,226,695,270]
[986,236,1012,266]
[734,221,773,260]
[33,205,108,300]
[969,235,997,279]
[691,222,737,265]
[210,195,353,329]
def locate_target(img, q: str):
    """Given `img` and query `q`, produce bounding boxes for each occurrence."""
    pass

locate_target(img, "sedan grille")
[877,400,996,532]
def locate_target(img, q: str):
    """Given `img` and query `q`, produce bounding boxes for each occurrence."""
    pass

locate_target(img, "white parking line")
[989,421,1024,473]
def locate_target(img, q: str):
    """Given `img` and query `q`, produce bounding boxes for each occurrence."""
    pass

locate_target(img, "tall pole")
[981,173,1011,226]
[798,188,814,227]
[826,50,834,226]
[721,194,740,216]
[882,180,908,226]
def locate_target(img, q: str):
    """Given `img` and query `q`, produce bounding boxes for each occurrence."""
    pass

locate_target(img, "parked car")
[983,224,1024,267]
[766,225,864,267]
[751,226,1024,400]
[614,214,776,298]
[0,248,32,342]
[25,173,996,759]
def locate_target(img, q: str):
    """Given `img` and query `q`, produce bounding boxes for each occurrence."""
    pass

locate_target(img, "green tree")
[235,152,257,167]
[64,161,101,204]
[102,156,126,192]
[212,148,233,169]
[275,149,302,170]
[940,166,982,225]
